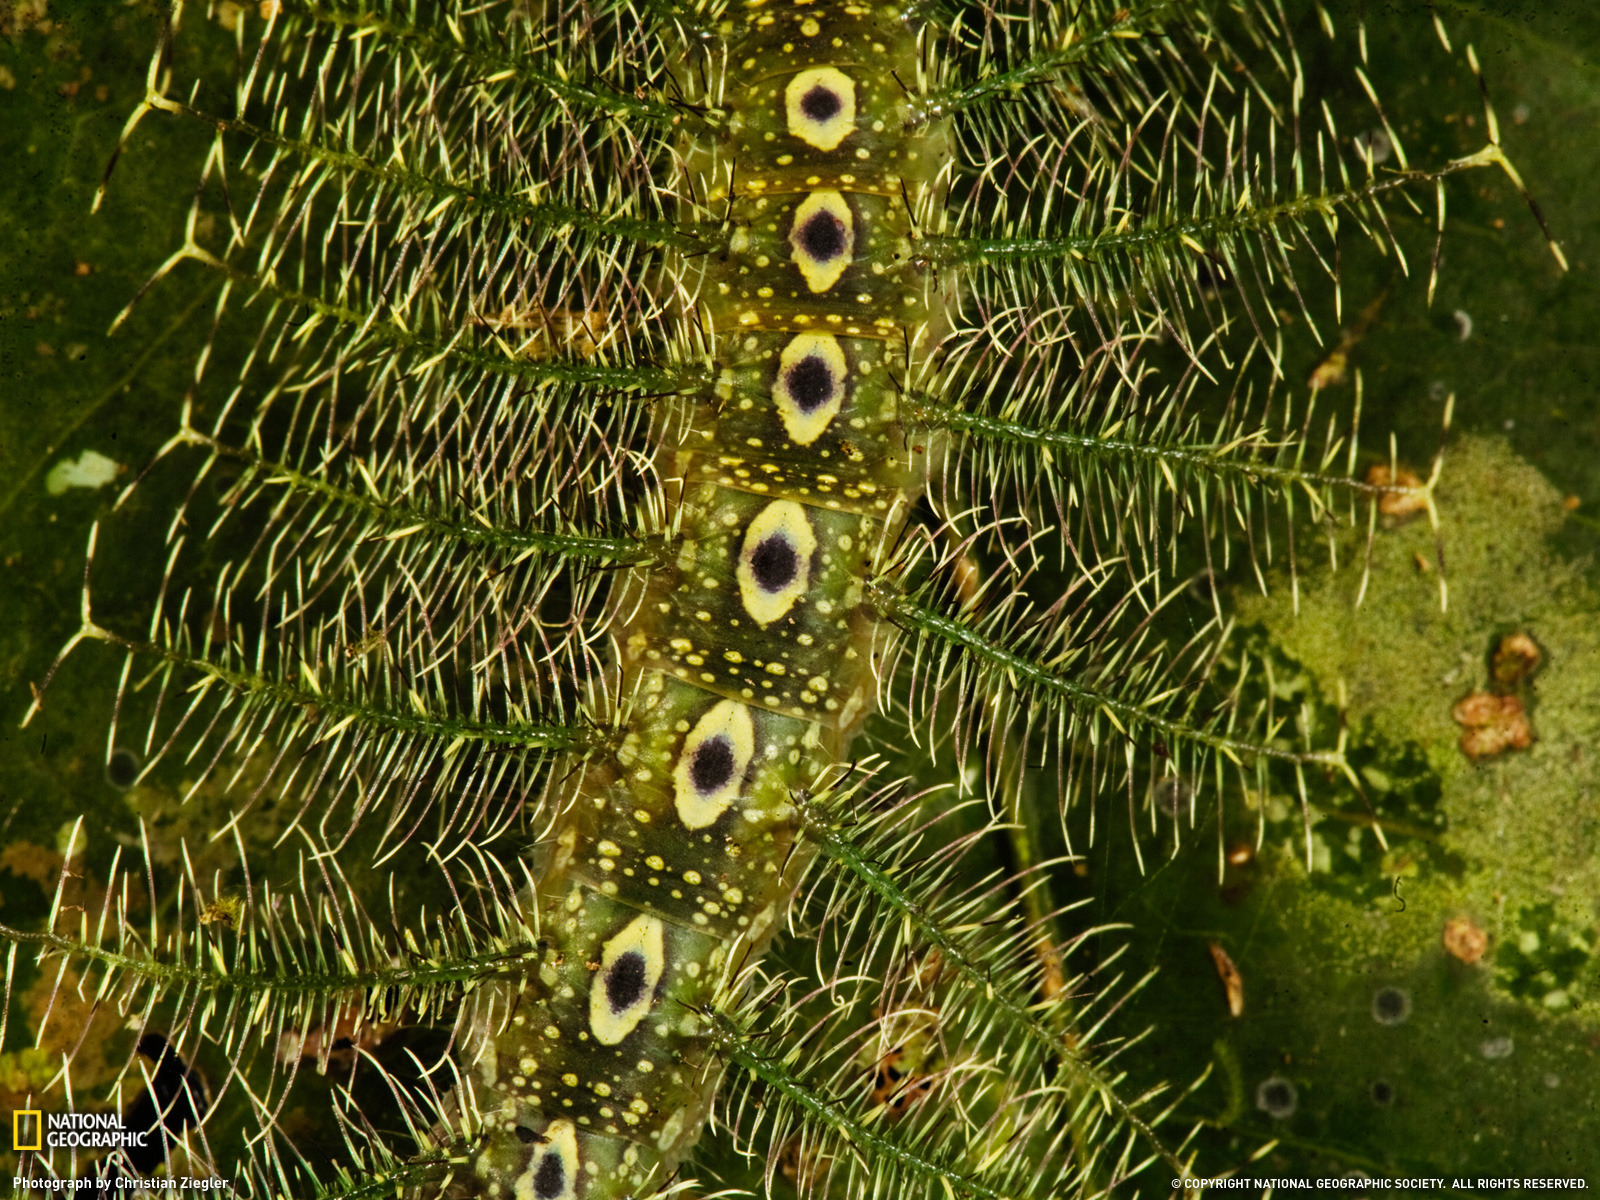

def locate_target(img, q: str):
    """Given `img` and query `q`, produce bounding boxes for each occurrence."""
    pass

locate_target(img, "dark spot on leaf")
[106,747,140,790]
[1256,1076,1297,1119]
[123,1033,207,1174]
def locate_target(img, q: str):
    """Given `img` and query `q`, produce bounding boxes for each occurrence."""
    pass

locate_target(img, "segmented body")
[457,3,952,1195]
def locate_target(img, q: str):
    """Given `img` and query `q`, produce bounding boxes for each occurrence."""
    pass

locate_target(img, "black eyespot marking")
[605,950,649,1013]
[750,534,800,593]
[514,1125,539,1145]
[786,355,835,413]
[800,84,841,122]
[532,1151,565,1200]
[590,916,665,1042]
[788,193,854,293]
[689,735,736,795]
[785,68,856,152]
[798,210,846,262]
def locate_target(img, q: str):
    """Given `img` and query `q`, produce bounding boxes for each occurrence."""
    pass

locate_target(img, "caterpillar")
[4,0,1569,1196]
[451,4,960,1194]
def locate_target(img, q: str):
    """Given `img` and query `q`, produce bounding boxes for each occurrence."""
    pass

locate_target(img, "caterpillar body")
[458,4,951,1195]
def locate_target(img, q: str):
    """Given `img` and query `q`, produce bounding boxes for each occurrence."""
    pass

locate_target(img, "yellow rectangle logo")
[12,1109,42,1152]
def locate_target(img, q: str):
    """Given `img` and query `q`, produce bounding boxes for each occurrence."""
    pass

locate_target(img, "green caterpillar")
[454,3,952,1194]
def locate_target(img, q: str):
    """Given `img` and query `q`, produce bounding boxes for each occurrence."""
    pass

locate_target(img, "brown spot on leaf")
[1442,916,1489,964]
[1490,632,1541,691]
[868,1048,935,1119]
[1452,692,1532,759]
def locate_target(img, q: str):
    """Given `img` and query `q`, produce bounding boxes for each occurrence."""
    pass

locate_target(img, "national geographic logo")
[12,1111,40,1153]
[9,1111,149,1152]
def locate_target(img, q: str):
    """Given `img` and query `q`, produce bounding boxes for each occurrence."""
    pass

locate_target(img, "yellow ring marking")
[589,914,666,1046]
[785,67,856,151]
[773,333,847,445]
[737,500,818,626]
[516,1119,578,1200]
[673,699,756,829]
[789,191,854,294]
